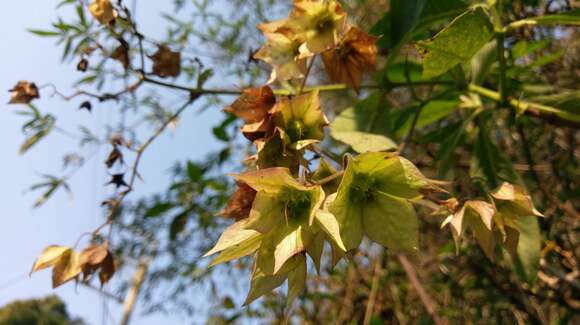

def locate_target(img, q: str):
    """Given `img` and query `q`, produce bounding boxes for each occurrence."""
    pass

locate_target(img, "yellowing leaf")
[254,32,308,82]
[51,250,82,288]
[272,90,328,147]
[209,234,262,267]
[491,182,543,221]
[441,200,496,258]
[88,0,117,25]
[30,246,70,274]
[232,167,301,194]
[315,210,346,252]
[204,218,262,257]
[284,0,347,54]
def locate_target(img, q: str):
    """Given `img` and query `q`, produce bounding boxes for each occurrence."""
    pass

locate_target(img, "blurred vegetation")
[8,0,579,324]
[0,295,85,325]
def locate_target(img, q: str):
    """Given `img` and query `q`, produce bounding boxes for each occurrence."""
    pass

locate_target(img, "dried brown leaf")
[8,81,40,104]
[150,46,181,78]
[224,86,276,124]
[219,182,257,220]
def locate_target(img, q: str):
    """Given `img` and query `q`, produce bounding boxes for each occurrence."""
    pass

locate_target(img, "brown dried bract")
[224,86,276,124]
[78,242,116,286]
[111,43,130,69]
[150,46,181,78]
[321,26,378,92]
[219,182,257,220]
[8,81,40,104]
[241,115,276,142]
[105,146,123,168]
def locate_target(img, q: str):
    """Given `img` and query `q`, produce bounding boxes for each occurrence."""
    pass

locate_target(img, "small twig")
[397,254,445,325]
[299,56,316,94]
[92,97,198,238]
[312,170,344,185]
[363,259,382,325]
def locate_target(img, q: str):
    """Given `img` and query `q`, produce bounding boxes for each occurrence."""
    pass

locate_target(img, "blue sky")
[0,1,230,324]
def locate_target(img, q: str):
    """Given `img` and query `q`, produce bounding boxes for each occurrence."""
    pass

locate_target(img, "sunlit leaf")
[417,8,493,78]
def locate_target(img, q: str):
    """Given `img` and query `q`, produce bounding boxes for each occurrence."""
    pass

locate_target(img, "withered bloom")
[321,26,378,92]
[9,81,40,104]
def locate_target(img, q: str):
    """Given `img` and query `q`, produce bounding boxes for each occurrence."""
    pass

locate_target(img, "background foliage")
[7,0,579,324]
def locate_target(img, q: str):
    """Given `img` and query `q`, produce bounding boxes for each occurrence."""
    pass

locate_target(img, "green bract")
[329,152,436,252]
[234,168,325,274]
[272,90,328,150]
[205,167,345,304]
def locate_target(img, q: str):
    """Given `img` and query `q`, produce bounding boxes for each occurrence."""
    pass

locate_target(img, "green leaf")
[511,216,541,285]
[470,40,497,85]
[417,8,493,78]
[305,232,324,272]
[331,152,434,251]
[369,13,392,49]
[144,202,175,218]
[186,161,204,182]
[390,0,427,47]
[243,267,287,306]
[28,29,60,37]
[470,124,519,188]
[330,95,396,153]
[243,254,303,306]
[370,0,467,50]
[330,129,397,153]
[415,0,468,31]
[362,193,418,252]
[286,254,307,305]
[394,100,460,137]
[169,212,189,241]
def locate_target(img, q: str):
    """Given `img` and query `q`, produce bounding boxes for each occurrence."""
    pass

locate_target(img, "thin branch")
[312,170,344,185]
[299,56,316,94]
[397,254,445,325]
[92,96,198,238]
[363,259,382,325]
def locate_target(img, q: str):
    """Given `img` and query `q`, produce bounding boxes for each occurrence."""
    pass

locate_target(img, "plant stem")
[397,254,445,325]
[491,2,508,106]
[468,84,580,125]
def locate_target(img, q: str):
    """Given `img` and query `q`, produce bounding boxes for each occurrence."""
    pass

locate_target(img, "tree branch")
[397,254,445,325]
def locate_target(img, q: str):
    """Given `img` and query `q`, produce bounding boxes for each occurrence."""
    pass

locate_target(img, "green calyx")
[279,186,313,225]
[330,152,438,252]
[285,119,307,143]
[347,172,382,204]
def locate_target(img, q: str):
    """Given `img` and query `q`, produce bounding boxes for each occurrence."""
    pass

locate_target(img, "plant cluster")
[7,0,579,322]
